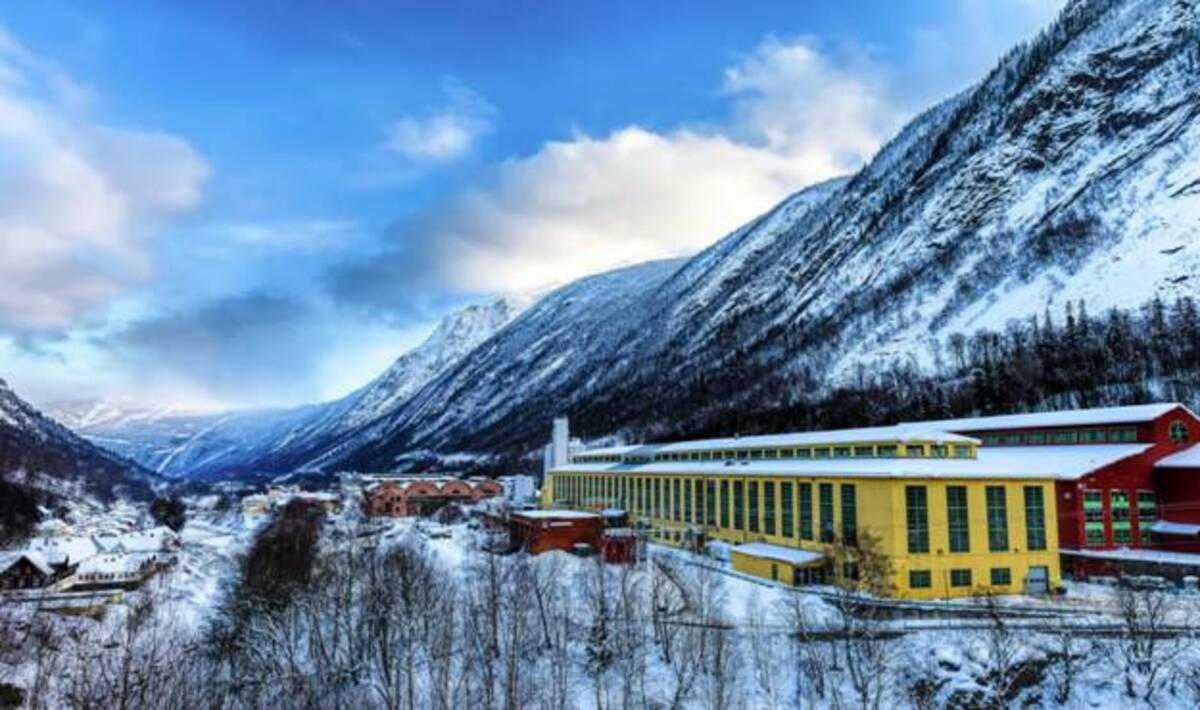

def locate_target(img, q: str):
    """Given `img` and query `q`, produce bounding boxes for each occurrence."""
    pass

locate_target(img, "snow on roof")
[1060,547,1200,567]
[554,444,1149,481]
[27,535,98,565]
[77,552,157,576]
[1149,520,1200,536]
[577,425,978,459]
[911,403,1188,432]
[512,509,600,520]
[0,551,52,576]
[1155,444,1200,469]
[732,543,824,567]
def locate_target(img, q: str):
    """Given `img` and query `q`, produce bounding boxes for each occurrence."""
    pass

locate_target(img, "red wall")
[510,515,603,554]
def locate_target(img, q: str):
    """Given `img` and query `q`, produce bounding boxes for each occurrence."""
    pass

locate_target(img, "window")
[1137,490,1157,544]
[909,570,932,589]
[1170,420,1190,444]
[1084,490,1105,547]
[986,486,1009,552]
[841,562,859,581]
[907,444,926,457]
[781,482,794,538]
[953,446,973,458]
[1026,432,1047,445]
[931,445,949,458]
[675,479,685,521]
[1110,428,1137,442]
[733,482,745,531]
[819,483,835,543]
[853,446,873,457]
[950,569,973,588]
[750,450,763,460]
[1111,491,1131,545]
[947,486,971,553]
[748,481,759,533]
[990,568,1012,586]
[1050,430,1078,444]
[813,447,830,459]
[1001,432,1023,445]
[841,484,857,546]
[834,447,852,458]
[877,445,898,457]
[720,481,730,528]
[796,448,812,459]
[906,486,930,554]
[799,483,813,540]
[684,478,693,523]
[1024,486,1047,551]
[706,481,717,526]
[764,482,776,535]
[1084,429,1108,443]
[655,478,663,519]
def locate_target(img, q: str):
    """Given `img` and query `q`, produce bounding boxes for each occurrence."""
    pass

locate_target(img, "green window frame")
[877,445,898,457]
[1137,490,1157,544]
[720,481,730,528]
[684,478,693,523]
[672,479,681,521]
[748,481,759,533]
[947,486,971,553]
[950,569,972,588]
[781,482,794,538]
[733,481,745,531]
[799,483,813,540]
[1111,491,1131,545]
[853,446,873,457]
[1084,429,1108,443]
[990,568,1011,586]
[764,482,776,535]
[986,486,1009,552]
[834,447,852,458]
[841,484,857,546]
[906,486,930,554]
[819,483,835,543]
[1083,490,1105,547]
[909,570,932,589]
[1024,486,1047,551]
[1050,430,1078,444]
[655,478,663,519]
[907,444,926,457]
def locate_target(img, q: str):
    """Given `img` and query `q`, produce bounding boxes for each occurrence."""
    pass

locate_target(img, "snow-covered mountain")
[0,377,156,501]
[307,0,1200,468]
[51,295,530,479]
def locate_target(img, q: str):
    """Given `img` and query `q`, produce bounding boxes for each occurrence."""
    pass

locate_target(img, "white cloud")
[361,38,898,299]
[384,80,495,163]
[0,25,209,333]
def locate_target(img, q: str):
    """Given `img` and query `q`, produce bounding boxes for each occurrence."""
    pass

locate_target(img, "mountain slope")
[52,296,529,479]
[314,0,1200,466]
[0,377,156,502]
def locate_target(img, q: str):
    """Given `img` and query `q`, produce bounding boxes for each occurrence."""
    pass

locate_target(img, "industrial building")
[543,403,1200,598]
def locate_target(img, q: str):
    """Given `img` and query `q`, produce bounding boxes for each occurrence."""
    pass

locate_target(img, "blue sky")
[0,0,1061,410]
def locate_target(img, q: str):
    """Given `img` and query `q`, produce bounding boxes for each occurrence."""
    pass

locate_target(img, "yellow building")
[544,425,1062,599]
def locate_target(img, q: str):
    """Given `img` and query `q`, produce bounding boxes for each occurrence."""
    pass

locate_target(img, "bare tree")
[828,531,894,710]
[1100,580,1183,702]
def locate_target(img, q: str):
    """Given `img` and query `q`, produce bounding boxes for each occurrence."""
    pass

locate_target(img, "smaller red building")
[601,528,639,564]
[364,477,503,517]
[509,510,602,554]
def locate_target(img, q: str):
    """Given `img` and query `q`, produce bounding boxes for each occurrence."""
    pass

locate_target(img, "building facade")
[546,425,1063,599]
[364,477,503,517]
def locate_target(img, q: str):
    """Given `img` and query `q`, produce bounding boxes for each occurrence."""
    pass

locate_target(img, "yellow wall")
[547,470,1061,599]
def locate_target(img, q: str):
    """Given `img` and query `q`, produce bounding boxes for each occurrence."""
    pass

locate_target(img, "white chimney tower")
[552,417,570,468]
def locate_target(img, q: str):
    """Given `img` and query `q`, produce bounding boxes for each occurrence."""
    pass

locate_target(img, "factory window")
[1110,428,1137,442]
[953,446,973,458]
[1024,486,1047,551]
[1050,430,1078,444]
[1137,490,1157,544]
[877,445,898,457]
[751,450,763,460]
[797,448,813,459]
[853,446,873,457]
[950,569,973,588]
[813,447,831,459]
[684,478,693,523]
[694,479,703,524]
[909,570,932,589]
[906,486,930,554]
[1026,431,1047,444]
[931,445,949,458]
[1083,490,1105,547]
[1084,429,1109,443]
[781,482,795,538]
[1111,491,1131,545]
[841,484,858,546]
[1001,432,1024,445]
[738,450,751,460]
[655,479,663,519]
[834,447,852,458]
[764,482,776,535]
[748,481,759,533]
[990,568,1012,586]
[947,486,971,553]
[706,481,717,526]
[799,483,813,540]
[986,486,1009,552]
[720,481,730,528]
[819,483,835,543]
[1170,420,1190,443]
[672,479,682,522]
[733,482,745,531]
[906,444,926,457]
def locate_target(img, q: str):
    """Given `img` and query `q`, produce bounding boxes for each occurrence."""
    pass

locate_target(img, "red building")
[508,510,602,554]
[601,529,639,564]
[923,403,1200,578]
[364,477,503,517]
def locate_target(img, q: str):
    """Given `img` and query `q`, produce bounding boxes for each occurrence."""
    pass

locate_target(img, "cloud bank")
[0,26,209,335]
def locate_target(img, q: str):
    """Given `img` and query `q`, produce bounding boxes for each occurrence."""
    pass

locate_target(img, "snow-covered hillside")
[50,296,530,479]
[309,0,1200,467]
[0,377,156,502]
